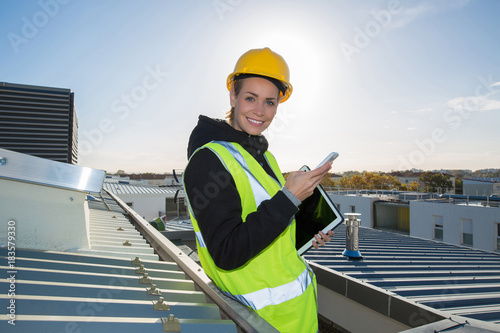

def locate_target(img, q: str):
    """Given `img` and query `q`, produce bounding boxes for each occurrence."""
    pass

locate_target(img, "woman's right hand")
[284,162,332,202]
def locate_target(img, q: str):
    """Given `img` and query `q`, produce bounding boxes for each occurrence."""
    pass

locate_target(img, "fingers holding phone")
[284,162,332,202]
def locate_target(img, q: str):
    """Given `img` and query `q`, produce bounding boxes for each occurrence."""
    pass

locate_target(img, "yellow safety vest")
[184,141,318,332]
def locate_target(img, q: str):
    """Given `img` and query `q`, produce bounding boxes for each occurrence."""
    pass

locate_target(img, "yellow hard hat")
[226,47,293,103]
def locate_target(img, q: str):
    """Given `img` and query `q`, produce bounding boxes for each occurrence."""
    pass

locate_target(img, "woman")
[183,47,332,332]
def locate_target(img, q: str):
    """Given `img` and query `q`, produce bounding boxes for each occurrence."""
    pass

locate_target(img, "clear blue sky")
[1,0,499,174]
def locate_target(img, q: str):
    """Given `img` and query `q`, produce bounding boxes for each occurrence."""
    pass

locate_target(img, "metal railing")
[105,189,279,333]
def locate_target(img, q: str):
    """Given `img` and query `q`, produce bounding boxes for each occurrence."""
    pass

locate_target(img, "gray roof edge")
[309,261,448,328]
[400,315,500,332]
[0,147,105,193]
[0,81,71,93]
[104,188,279,333]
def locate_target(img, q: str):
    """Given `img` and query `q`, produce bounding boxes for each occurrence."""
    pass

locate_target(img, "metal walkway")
[0,191,238,332]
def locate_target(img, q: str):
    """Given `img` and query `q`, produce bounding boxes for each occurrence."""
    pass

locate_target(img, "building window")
[349,205,356,213]
[461,218,473,246]
[336,203,341,212]
[434,225,443,240]
[433,215,443,241]
[497,224,500,251]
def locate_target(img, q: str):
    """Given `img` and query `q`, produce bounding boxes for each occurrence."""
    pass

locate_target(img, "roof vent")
[342,213,363,260]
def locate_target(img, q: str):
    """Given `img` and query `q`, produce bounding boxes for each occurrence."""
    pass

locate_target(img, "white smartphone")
[315,152,339,169]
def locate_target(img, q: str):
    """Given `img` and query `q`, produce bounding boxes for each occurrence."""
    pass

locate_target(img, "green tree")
[455,178,463,194]
[321,174,337,188]
[338,175,350,188]
[349,174,366,189]
[407,181,420,192]
[419,172,452,193]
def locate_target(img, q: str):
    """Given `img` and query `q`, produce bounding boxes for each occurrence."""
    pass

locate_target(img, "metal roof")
[0,191,238,332]
[304,224,500,327]
[103,182,182,196]
[463,178,500,183]
[164,219,194,232]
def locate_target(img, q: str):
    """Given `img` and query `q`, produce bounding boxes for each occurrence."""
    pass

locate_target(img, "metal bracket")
[139,272,152,284]
[154,297,170,311]
[147,284,162,296]
[161,314,181,332]
[131,256,142,266]
[135,264,147,274]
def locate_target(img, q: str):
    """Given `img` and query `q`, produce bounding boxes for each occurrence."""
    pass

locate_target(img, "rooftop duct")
[342,213,363,260]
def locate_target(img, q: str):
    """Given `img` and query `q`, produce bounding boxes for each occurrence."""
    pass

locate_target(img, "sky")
[1,0,499,174]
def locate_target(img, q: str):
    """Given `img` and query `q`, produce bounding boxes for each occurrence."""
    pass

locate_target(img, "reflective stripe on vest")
[213,141,271,207]
[195,231,206,248]
[220,267,313,311]
[192,141,274,250]
[190,141,313,312]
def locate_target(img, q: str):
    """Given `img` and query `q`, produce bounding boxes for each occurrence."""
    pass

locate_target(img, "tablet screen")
[295,165,344,255]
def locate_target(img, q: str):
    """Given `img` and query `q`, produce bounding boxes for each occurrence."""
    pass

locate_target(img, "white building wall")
[327,193,381,228]
[0,178,89,251]
[410,201,500,253]
[463,183,494,196]
[115,193,168,221]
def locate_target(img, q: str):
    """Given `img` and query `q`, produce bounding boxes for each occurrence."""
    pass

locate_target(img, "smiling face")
[230,77,280,136]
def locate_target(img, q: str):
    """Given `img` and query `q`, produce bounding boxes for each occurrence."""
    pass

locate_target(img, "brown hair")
[225,78,244,124]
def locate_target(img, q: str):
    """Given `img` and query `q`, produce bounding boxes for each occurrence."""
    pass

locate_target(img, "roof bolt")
[135,264,147,274]
[154,296,170,311]
[123,240,132,246]
[140,272,152,284]
[112,215,117,218]
[147,284,162,295]
[0,157,7,165]
[131,256,142,266]
[117,226,124,231]
[161,314,181,332]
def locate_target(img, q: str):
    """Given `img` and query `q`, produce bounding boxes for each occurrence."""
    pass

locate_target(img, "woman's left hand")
[312,230,334,249]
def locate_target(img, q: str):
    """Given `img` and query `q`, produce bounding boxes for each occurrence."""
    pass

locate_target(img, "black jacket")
[184,115,298,270]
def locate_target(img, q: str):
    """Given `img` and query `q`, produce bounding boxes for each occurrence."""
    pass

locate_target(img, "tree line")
[318,171,456,193]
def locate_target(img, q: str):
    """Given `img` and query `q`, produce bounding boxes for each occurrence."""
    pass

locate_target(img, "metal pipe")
[342,213,363,260]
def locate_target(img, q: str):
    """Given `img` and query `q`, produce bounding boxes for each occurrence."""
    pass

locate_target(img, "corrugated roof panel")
[304,224,500,325]
[0,191,238,333]
[165,219,193,232]
[103,182,180,196]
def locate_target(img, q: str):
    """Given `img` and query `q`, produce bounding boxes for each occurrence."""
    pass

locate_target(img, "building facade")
[0,82,78,164]
[328,192,500,253]
[463,178,500,197]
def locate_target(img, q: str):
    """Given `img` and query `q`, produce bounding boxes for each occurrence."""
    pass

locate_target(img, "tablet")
[295,165,344,255]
